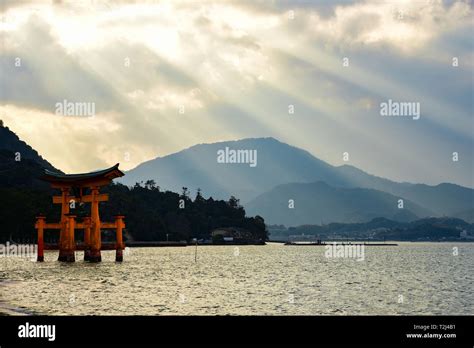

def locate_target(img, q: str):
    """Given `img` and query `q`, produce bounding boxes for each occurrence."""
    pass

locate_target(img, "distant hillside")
[269,217,474,241]
[0,124,60,188]
[121,137,473,220]
[0,124,57,171]
[335,165,473,216]
[245,181,432,226]
[451,208,474,223]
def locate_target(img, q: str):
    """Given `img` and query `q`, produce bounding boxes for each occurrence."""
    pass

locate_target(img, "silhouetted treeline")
[100,181,267,242]
[0,178,268,243]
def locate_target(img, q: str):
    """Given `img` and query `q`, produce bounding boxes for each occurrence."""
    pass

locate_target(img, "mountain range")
[1,124,472,227]
[120,137,473,226]
[245,181,430,226]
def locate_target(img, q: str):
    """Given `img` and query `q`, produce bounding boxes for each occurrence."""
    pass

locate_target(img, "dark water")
[0,242,472,315]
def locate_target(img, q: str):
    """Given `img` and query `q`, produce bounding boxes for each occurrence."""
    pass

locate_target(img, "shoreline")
[41,241,267,249]
[0,281,35,316]
[0,286,35,316]
[0,301,34,316]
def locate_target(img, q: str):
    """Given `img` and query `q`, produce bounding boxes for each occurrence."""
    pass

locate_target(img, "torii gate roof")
[42,163,125,188]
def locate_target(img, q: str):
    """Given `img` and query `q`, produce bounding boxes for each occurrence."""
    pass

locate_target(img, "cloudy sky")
[1,0,473,187]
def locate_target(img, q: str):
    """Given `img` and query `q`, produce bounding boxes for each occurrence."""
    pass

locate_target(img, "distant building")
[211,227,254,244]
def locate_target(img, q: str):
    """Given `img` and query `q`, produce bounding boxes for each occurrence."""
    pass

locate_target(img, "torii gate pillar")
[89,186,102,262]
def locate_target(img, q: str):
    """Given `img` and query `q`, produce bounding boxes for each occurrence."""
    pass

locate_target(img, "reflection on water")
[0,243,473,315]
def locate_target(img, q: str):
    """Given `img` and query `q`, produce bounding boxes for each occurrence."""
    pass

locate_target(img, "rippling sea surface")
[0,242,473,315]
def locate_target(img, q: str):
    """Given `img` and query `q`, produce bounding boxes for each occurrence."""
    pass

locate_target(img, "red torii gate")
[35,164,125,262]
